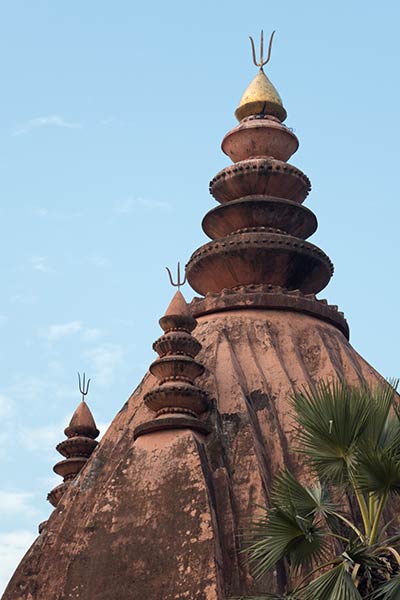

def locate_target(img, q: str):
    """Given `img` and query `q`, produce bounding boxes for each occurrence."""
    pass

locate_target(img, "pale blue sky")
[1,0,400,592]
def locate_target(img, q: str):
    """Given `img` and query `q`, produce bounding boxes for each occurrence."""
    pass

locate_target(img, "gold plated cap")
[235,31,287,123]
[235,70,286,122]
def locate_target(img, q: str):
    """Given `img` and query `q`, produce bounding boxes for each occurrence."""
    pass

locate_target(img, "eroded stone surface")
[3,308,383,599]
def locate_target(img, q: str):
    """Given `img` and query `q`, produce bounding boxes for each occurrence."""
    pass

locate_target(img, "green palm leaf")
[355,445,400,497]
[374,417,400,459]
[302,564,362,600]
[242,379,400,598]
[271,470,336,520]
[246,509,327,578]
[291,380,370,485]
[371,574,400,598]
[367,383,397,441]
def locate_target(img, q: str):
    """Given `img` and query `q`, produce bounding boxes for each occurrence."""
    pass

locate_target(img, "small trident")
[78,372,91,402]
[166,262,187,290]
[249,30,276,70]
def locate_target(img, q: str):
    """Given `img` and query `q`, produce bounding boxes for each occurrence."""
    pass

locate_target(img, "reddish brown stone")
[190,284,349,339]
[202,196,317,240]
[210,158,311,204]
[3,309,386,600]
[64,401,99,439]
[186,231,333,295]
[46,483,68,509]
[3,44,391,600]
[222,115,299,163]
[136,291,210,438]
[47,399,99,508]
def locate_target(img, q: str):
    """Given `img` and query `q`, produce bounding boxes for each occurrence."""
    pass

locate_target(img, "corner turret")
[47,374,99,507]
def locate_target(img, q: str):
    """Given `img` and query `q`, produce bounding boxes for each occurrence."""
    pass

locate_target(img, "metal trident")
[78,372,91,402]
[249,30,276,70]
[166,262,187,290]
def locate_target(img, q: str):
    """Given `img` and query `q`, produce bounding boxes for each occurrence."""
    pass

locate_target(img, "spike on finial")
[166,262,187,290]
[78,371,90,402]
[249,30,275,71]
[235,29,286,123]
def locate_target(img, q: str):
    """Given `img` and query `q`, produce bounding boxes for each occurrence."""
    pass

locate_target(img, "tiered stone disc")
[134,291,210,439]
[186,113,334,297]
[47,401,99,507]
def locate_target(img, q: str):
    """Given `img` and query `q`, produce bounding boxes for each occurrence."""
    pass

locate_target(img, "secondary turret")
[47,374,99,507]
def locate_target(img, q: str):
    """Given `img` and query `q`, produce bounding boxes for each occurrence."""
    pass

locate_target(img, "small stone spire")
[134,291,210,439]
[47,376,99,507]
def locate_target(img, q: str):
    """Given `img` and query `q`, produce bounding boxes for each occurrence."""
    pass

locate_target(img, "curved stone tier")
[202,195,317,240]
[153,332,201,358]
[222,115,299,163]
[56,436,98,458]
[210,158,311,204]
[53,457,88,480]
[144,383,209,417]
[47,483,68,508]
[133,415,211,439]
[149,355,205,383]
[190,284,349,339]
[186,231,333,296]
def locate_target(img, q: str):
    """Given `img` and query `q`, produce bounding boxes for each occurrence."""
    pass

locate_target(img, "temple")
[3,33,383,599]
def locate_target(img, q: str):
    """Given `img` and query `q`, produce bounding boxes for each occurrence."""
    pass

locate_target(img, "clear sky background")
[1,0,400,593]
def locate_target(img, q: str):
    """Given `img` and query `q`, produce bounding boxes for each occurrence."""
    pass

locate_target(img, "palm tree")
[238,379,400,599]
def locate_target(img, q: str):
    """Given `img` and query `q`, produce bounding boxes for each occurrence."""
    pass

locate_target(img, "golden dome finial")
[249,30,275,71]
[235,30,287,123]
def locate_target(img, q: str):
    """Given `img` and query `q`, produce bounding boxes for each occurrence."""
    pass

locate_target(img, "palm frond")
[370,574,400,599]
[241,379,400,598]
[381,534,400,549]
[355,446,400,497]
[245,509,327,579]
[344,539,380,568]
[291,380,370,485]
[375,417,400,459]
[302,563,362,600]
[361,381,397,448]
[271,470,337,520]
[289,515,329,570]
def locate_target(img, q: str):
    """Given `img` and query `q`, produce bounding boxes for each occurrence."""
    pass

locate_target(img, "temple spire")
[134,290,210,439]
[186,31,346,336]
[47,374,99,507]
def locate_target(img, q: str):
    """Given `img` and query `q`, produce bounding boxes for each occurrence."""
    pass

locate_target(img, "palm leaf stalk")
[239,379,400,599]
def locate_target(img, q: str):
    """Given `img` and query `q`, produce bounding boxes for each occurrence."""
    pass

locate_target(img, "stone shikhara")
[4,35,389,600]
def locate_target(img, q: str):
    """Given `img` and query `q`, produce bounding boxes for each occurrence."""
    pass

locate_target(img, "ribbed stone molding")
[190,284,349,339]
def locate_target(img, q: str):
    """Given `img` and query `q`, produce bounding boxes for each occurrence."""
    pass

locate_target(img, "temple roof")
[2,33,386,600]
[3,308,383,599]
